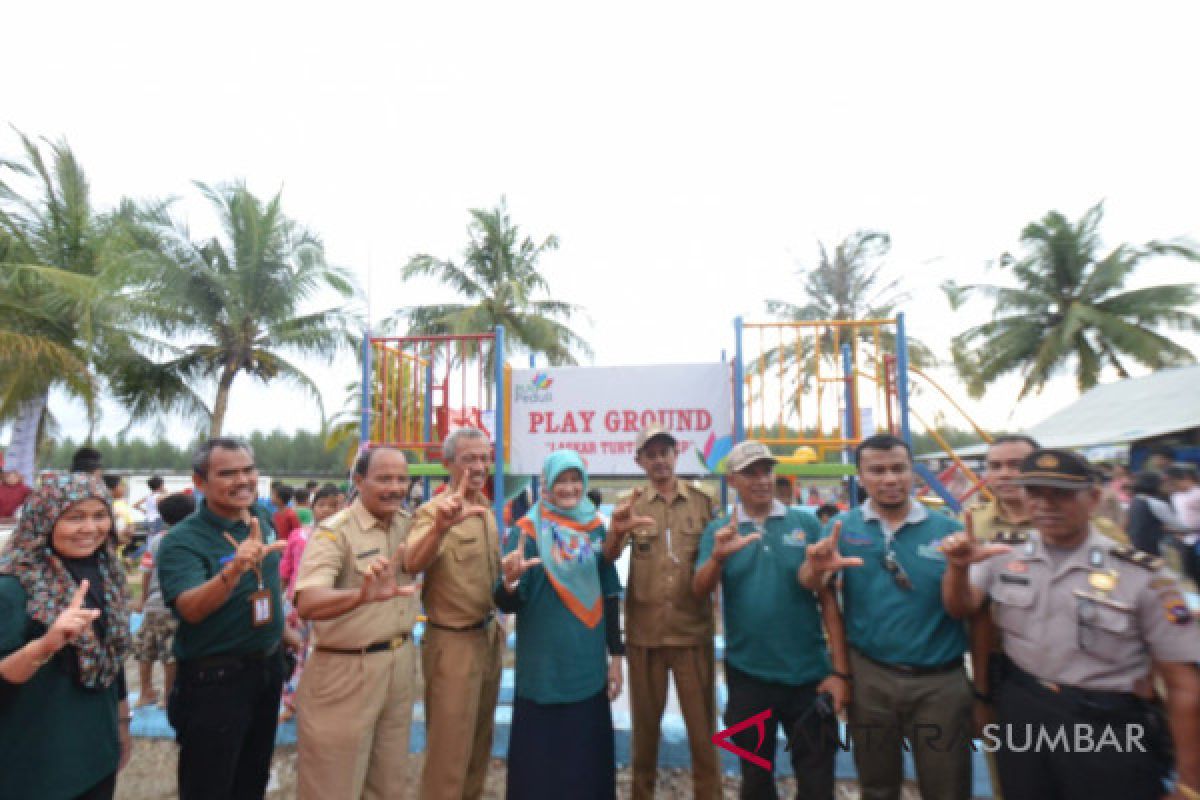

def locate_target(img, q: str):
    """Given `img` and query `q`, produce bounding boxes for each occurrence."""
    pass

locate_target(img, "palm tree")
[395,198,591,384]
[761,230,935,415]
[0,133,206,482]
[149,181,357,436]
[943,202,1200,399]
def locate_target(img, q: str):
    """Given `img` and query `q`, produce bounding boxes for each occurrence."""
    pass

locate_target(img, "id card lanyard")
[223,531,274,627]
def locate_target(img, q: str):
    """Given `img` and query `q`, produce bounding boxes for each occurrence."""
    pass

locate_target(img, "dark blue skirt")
[506,689,616,800]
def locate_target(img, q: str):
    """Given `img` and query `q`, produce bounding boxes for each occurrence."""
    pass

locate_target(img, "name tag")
[250,590,273,627]
[355,548,381,559]
[999,574,1030,586]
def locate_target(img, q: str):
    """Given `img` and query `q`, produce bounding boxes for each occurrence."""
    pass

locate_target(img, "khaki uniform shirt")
[294,500,418,649]
[622,481,717,648]
[970,528,1200,692]
[967,499,1035,543]
[405,493,501,628]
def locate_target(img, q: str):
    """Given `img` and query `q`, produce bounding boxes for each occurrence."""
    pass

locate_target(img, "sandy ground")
[114,741,928,799]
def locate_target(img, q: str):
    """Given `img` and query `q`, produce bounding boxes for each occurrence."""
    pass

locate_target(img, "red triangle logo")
[712,708,773,771]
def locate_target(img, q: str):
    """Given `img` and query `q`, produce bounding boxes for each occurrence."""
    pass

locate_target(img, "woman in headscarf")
[0,474,133,799]
[495,450,638,800]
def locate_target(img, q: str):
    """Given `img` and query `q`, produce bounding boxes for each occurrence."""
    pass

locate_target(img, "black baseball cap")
[1014,449,1095,490]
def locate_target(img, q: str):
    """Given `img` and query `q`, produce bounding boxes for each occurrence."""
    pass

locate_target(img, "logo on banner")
[516,373,555,403]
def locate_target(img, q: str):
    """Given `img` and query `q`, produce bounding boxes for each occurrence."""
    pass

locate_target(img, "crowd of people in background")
[0,432,1198,800]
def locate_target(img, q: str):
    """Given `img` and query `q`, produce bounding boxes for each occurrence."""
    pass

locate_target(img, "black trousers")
[167,650,285,800]
[993,673,1165,800]
[723,664,838,800]
[74,772,116,800]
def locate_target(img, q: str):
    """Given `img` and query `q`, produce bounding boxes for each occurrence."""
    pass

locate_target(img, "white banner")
[509,363,733,476]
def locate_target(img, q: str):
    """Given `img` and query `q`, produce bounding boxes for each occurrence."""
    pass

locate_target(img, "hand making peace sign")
[432,468,491,533]
[501,526,543,589]
[712,506,762,563]
[46,580,101,651]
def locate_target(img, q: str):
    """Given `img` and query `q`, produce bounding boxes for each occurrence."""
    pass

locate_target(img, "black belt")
[855,649,963,677]
[180,643,280,675]
[316,633,410,656]
[427,613,494,633]
[1001,657,1145,715]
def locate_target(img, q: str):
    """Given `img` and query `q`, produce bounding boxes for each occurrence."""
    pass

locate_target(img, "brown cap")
[1013,449,1095,490]
[727,440,778,473]
[635,423,677,455]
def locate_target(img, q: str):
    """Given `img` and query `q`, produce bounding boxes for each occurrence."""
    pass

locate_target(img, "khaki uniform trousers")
[847,650,973,800]
[419,622,504,800]
[297,641,416,800]
[627,640,720,800]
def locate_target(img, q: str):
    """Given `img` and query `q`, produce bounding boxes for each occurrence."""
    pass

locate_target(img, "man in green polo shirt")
[801,433,970,800]
[158,437,288,800]
[694,440,851,800]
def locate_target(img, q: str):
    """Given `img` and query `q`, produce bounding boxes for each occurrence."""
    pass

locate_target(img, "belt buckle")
[390,635,407,649]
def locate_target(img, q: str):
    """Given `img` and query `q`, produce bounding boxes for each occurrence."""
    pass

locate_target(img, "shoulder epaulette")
[991,529,1030,545]
[1109,545,1164,571]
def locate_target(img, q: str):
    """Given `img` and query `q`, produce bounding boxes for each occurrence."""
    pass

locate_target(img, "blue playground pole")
[360,332,372,448]
[493,325,506,527]
[528,354,539,503]
[896,312,913,447]
[733,317,745,444]
[842,344,858,503]
[720,347,729,511]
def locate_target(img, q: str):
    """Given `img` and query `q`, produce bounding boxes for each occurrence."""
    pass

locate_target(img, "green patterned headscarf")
[0,474,130,689]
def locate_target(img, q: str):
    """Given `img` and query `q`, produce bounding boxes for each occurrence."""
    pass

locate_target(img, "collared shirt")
[967,498,1035,543]
[158,501,284,661]
[406,492,500,628]
[622,480,716,647]
[970,528,1200,692]
[1172,486,1200,532]
[696,502,828,686]
[827,501,966,667]
[293,499,418,649]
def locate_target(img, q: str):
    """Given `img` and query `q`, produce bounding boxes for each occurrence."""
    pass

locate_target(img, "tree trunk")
[7,392,48,485]
[209,365,237,437]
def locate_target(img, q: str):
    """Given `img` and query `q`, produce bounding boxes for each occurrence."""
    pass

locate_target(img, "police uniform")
[622,479,720,800]
[969,450,1200,800]
[293,499,419,800]
[406,493,503,800]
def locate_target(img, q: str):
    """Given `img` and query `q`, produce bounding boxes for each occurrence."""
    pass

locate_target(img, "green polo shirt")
[158,501,284,661]
[696,502,829,686]
[825,502,966,667]
[499,521,622,705]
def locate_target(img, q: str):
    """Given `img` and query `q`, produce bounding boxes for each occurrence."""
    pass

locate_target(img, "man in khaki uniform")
[403,428,501,800]
[603,424,721,800]
[293,446,420,800]
[943,448,1200,800]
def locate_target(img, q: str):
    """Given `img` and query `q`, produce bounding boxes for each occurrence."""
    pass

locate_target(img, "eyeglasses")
[882,549,913,590]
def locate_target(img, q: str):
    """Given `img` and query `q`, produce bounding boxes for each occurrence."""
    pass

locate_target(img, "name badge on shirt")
[250,590,273,627]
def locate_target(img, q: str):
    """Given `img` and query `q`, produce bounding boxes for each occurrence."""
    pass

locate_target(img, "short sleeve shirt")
[500,517,621,704]
[157,501,284,661]
[406,493,501,628]
[293,500,418,649]
[969,529,1200,691]
[826,501,966,667]
[696,501,829,686]
[622,481,717,647]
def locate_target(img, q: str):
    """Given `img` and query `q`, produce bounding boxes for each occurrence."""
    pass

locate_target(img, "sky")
[4,1,1200,447]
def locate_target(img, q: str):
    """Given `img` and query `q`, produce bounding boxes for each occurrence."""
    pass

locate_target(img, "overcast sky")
[5,1,1199,447]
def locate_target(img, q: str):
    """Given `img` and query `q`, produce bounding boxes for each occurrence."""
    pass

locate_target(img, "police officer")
[801,433,971,800]
[942,449,1200,800]
[694,441,851,800]
[602,424,721,800]
[403,428,500,800]
[293,446,420,799]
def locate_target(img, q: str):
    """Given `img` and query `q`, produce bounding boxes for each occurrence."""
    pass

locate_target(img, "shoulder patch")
[315,529,341,543]
[1108,545,1164,571]
[991,529,1030,545]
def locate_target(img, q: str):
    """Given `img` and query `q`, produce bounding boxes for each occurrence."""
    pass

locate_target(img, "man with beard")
[293,446,420,799]
[802,433,971,800]
[158,438,289,799]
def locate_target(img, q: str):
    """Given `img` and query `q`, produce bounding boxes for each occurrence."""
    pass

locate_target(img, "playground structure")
[362,313,992,513]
